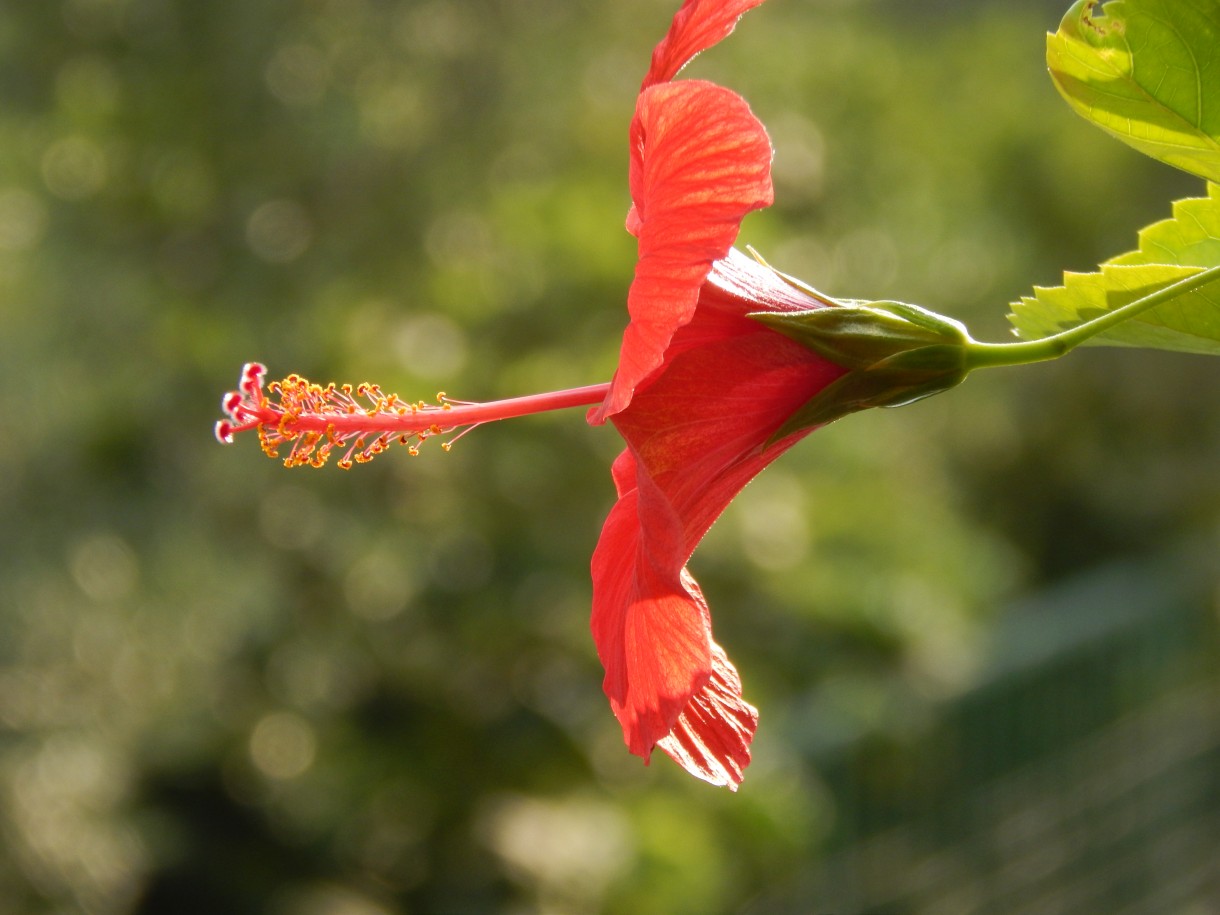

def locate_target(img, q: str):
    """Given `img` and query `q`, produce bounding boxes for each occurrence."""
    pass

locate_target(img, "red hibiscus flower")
[585,0,849,788]
[218,0,874,790]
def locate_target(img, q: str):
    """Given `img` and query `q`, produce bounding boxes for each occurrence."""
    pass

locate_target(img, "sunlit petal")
[643,0,769,89]
[595,81,773,422]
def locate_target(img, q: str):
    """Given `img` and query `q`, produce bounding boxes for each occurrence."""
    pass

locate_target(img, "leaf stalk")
[963,264,1220,370]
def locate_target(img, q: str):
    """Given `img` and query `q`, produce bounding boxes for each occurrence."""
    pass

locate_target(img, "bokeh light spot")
[68,533,139,603]
[734,470,811,571]
[246,199,313,263]
[250,712,318,780]
[41,136,107,200]
[345,548,419,622]
[392,313,468,379]
[265,43,330,107]
[270,884,393,915]
[0,188,49,251]
[478,794,635,907]
[355,71,429,150]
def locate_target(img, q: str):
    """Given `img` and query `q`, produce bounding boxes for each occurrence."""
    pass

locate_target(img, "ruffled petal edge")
[655,635,758,790]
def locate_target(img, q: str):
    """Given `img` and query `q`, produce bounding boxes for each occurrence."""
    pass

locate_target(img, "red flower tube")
[592,249,845,788]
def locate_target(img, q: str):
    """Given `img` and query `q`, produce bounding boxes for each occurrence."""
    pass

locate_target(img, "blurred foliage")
[0,0,1216,913]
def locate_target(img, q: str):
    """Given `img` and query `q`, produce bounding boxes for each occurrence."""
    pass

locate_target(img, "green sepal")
[753,301,969,369]
[752,301,971,440]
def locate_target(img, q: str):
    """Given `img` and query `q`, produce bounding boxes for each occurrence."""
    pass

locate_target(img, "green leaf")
[1111,180,1220,267]
[1009,185,1220,354]
[1047,0,1220,182]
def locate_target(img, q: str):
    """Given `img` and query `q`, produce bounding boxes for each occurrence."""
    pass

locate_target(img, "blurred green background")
[2,0,1218,912]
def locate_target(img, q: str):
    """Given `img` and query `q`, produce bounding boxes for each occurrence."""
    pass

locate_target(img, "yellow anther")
[233,369,481,471]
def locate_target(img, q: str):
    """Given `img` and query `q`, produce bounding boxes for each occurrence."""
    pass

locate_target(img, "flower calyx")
[751,299,971,438]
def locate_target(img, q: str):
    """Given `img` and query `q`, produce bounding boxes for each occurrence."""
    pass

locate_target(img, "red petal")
[592,479,714,760]
[643,0,769,89]
[591,258,846,787]
[593,81,773,423]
